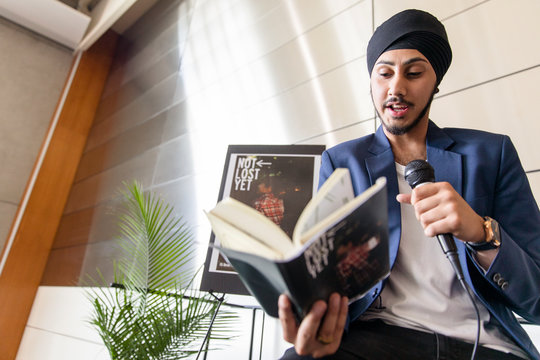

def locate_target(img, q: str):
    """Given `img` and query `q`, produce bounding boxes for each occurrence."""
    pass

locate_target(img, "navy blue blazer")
[320,121,540,359]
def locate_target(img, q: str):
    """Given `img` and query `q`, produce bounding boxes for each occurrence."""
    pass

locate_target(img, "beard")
[373,88,436,136]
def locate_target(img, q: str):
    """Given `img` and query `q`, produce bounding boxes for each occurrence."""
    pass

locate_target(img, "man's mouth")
[385,103,409,116]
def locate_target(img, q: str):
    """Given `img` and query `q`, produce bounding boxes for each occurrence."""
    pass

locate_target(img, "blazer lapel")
[425,121,470,271]
[426,121,462,195]
[365,127,402,265]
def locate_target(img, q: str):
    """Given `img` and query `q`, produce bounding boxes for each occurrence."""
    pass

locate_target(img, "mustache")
[383,96,413,108]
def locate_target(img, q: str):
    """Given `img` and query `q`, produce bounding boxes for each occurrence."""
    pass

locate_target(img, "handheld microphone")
[404,160,464,281]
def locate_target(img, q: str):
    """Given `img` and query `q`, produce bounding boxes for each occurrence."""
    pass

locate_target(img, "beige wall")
[0,17,72,260]
[19,0,540,358]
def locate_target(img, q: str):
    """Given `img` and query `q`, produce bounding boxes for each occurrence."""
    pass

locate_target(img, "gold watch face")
[484,217,501,246]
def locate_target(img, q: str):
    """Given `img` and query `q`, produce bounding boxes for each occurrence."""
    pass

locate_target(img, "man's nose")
[388,74,407,97]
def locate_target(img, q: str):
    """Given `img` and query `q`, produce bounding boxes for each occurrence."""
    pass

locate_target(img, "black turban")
[366,9,452,85]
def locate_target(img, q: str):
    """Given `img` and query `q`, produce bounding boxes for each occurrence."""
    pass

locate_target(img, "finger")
[295,300,327,354]
[278,294,299,344]
[412,189,446,222]
[415,194,459,233]
[413,204,446,237]
[335,295,349,335]
[410,182,440,203]
[316,293,341,344]
[312,296,349,358]
[329,296,348,344]
[396,193,411,204]
[423,209,463,238]
[423,217,448,238]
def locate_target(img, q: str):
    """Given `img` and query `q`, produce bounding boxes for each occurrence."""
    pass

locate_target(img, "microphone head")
[404,159,435,188]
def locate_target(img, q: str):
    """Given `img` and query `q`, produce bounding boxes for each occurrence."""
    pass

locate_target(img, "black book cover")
[217,180,389,319]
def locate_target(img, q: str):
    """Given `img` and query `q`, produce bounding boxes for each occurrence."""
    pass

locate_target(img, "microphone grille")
[404,160,435,188]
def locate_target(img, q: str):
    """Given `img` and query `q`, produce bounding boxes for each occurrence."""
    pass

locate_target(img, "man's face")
[258,183,271,193]
[370,48,438,136]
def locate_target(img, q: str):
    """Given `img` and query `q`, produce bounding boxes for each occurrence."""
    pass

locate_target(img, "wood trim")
[0,30,118,359]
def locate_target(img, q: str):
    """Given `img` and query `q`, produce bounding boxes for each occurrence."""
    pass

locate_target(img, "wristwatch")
[466,216,501,252]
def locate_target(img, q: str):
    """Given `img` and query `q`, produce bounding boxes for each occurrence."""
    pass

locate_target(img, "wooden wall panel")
[0,31,118,359]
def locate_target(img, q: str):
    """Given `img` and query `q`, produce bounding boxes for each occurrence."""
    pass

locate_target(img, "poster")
[200,144,325,295]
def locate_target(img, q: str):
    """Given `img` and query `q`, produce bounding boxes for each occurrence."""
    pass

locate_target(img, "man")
[279,9,540,359]
[253,178,285,226]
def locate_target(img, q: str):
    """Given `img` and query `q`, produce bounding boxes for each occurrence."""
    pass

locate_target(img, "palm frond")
[86,181,237,359]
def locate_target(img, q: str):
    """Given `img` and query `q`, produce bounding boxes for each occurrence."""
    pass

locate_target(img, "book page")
[292,168,355,246]
[295,177,387,247]
[210,197,295,257]
[206,212,285,260]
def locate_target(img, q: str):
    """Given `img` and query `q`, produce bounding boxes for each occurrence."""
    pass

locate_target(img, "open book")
[206,168,390,319]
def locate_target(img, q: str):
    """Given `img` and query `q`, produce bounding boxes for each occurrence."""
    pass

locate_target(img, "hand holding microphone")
[397,160,485,249]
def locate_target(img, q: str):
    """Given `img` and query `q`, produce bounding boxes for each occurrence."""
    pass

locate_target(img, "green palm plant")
[86,181,236,359]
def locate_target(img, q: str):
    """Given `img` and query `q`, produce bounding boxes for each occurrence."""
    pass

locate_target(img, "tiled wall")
[22,0,540,358]
[0,18,72,262]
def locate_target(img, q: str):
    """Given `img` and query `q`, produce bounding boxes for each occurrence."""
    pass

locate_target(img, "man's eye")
[408,72,421,77]
[378,72,391,78]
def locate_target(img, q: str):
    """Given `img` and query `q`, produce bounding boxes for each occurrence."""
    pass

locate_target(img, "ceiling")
[0,0,159,51]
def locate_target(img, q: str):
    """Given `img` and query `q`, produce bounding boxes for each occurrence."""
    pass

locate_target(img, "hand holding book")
[279,292,348,356]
